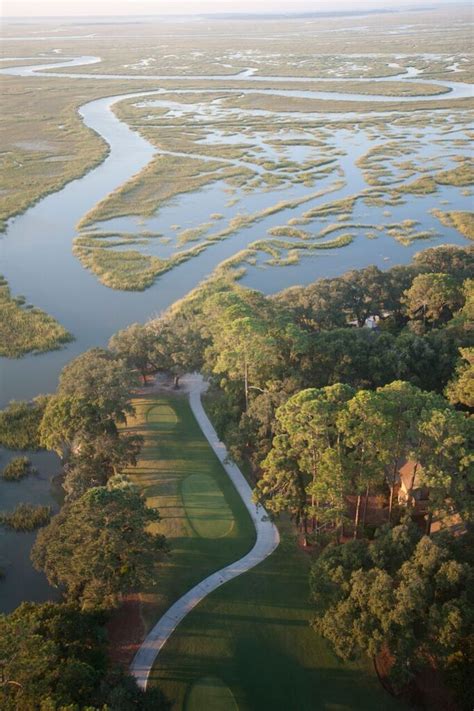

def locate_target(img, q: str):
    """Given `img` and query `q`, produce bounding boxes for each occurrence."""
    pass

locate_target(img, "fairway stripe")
[130,373,280,690]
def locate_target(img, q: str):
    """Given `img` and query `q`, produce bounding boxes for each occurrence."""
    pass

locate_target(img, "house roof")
[398,458,423,492]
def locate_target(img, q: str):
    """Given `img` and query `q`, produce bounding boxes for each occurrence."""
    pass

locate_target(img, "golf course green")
[185,676,238,711]
[182,473,235,539]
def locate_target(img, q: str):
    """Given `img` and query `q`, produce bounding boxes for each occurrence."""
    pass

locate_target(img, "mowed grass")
[124,394,255,633]
[143,398,404,711]
[182,474,235,539]
[149,520,404,711]
[185,676,238,711]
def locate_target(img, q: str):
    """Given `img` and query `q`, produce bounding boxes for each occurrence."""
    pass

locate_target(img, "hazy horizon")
[3,0,467,19]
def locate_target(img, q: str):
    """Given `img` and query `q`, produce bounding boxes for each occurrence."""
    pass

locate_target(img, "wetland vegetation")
[0,275,73,357]
[0,503,51,531]
[432,209,474,241]
[0,77,108,231]
[0,397,48,449]
[1,456,35,482]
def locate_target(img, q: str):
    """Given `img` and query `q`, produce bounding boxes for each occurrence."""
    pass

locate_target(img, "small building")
[396,459,465,536]
[364,315,380,330]
[396,459,430,508]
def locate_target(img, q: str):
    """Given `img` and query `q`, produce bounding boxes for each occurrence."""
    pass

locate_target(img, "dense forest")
[0,244,472,709]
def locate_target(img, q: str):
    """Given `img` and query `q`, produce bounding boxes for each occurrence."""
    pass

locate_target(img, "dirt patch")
[375,647,459,711]
[413,665,459,711]
[135,372,191,397]
[107,593,145,667]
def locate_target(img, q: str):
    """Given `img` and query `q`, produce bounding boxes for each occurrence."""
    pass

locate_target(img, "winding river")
[1,55,472,406]
[0,55,472,612]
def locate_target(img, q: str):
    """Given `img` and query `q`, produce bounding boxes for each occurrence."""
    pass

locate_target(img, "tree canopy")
[256,380,473,537]
[58,348,136,423]
[402,272,464,329]
[446,347,474,408]
[0,602,169,710]
[310,523,474,696]
[255,385,355,541]
[32,478,167,610]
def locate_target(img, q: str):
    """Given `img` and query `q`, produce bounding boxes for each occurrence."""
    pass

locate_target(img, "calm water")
[0,448,62,612]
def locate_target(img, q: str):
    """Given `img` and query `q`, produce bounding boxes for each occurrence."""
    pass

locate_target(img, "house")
[364,315,380,330]
[396,459,465,536]
[396,459,430,508]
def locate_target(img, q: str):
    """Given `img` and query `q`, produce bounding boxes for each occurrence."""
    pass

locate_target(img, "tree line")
[0,349,169,709]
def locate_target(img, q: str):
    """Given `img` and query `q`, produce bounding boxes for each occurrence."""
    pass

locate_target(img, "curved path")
[130,373,280,690]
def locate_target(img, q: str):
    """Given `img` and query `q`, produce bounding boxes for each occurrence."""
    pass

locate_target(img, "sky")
[2,0,464,18]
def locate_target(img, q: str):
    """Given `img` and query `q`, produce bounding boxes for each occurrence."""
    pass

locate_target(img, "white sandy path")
[130,373,280,690]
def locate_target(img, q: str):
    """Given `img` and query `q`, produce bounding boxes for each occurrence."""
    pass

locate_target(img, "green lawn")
[125,394,255,632]
[134,392,404,711]
[181,473,235,539]
[149,520,404,711]
[185,676,239,711]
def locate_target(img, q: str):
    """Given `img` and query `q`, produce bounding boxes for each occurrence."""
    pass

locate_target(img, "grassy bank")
[0,76,108,232]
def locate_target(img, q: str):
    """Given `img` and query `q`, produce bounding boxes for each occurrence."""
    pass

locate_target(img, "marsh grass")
[1,457,36,482]
[0,76,114,231]
[0,275,73,358]
[268,226,311,240]
[394,157,473,197]
[74,180,346,290]
[73,233,168,290]
[0,503,51,531]
[395,176,438,195]
[219,91,473,116]
[432,209,474,240]
[177,222,214,245]
[296,194,357,221]
[221,232,354,270]
[356,141,418,187]
[435,159,474,186]
[77,154,245,229]
[266,216,437,253]
[318,222,376,237]
[73,231,213,290]
[0,398,47,450]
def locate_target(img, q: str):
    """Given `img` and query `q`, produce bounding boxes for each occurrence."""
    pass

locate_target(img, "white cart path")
[130,373,280,690]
